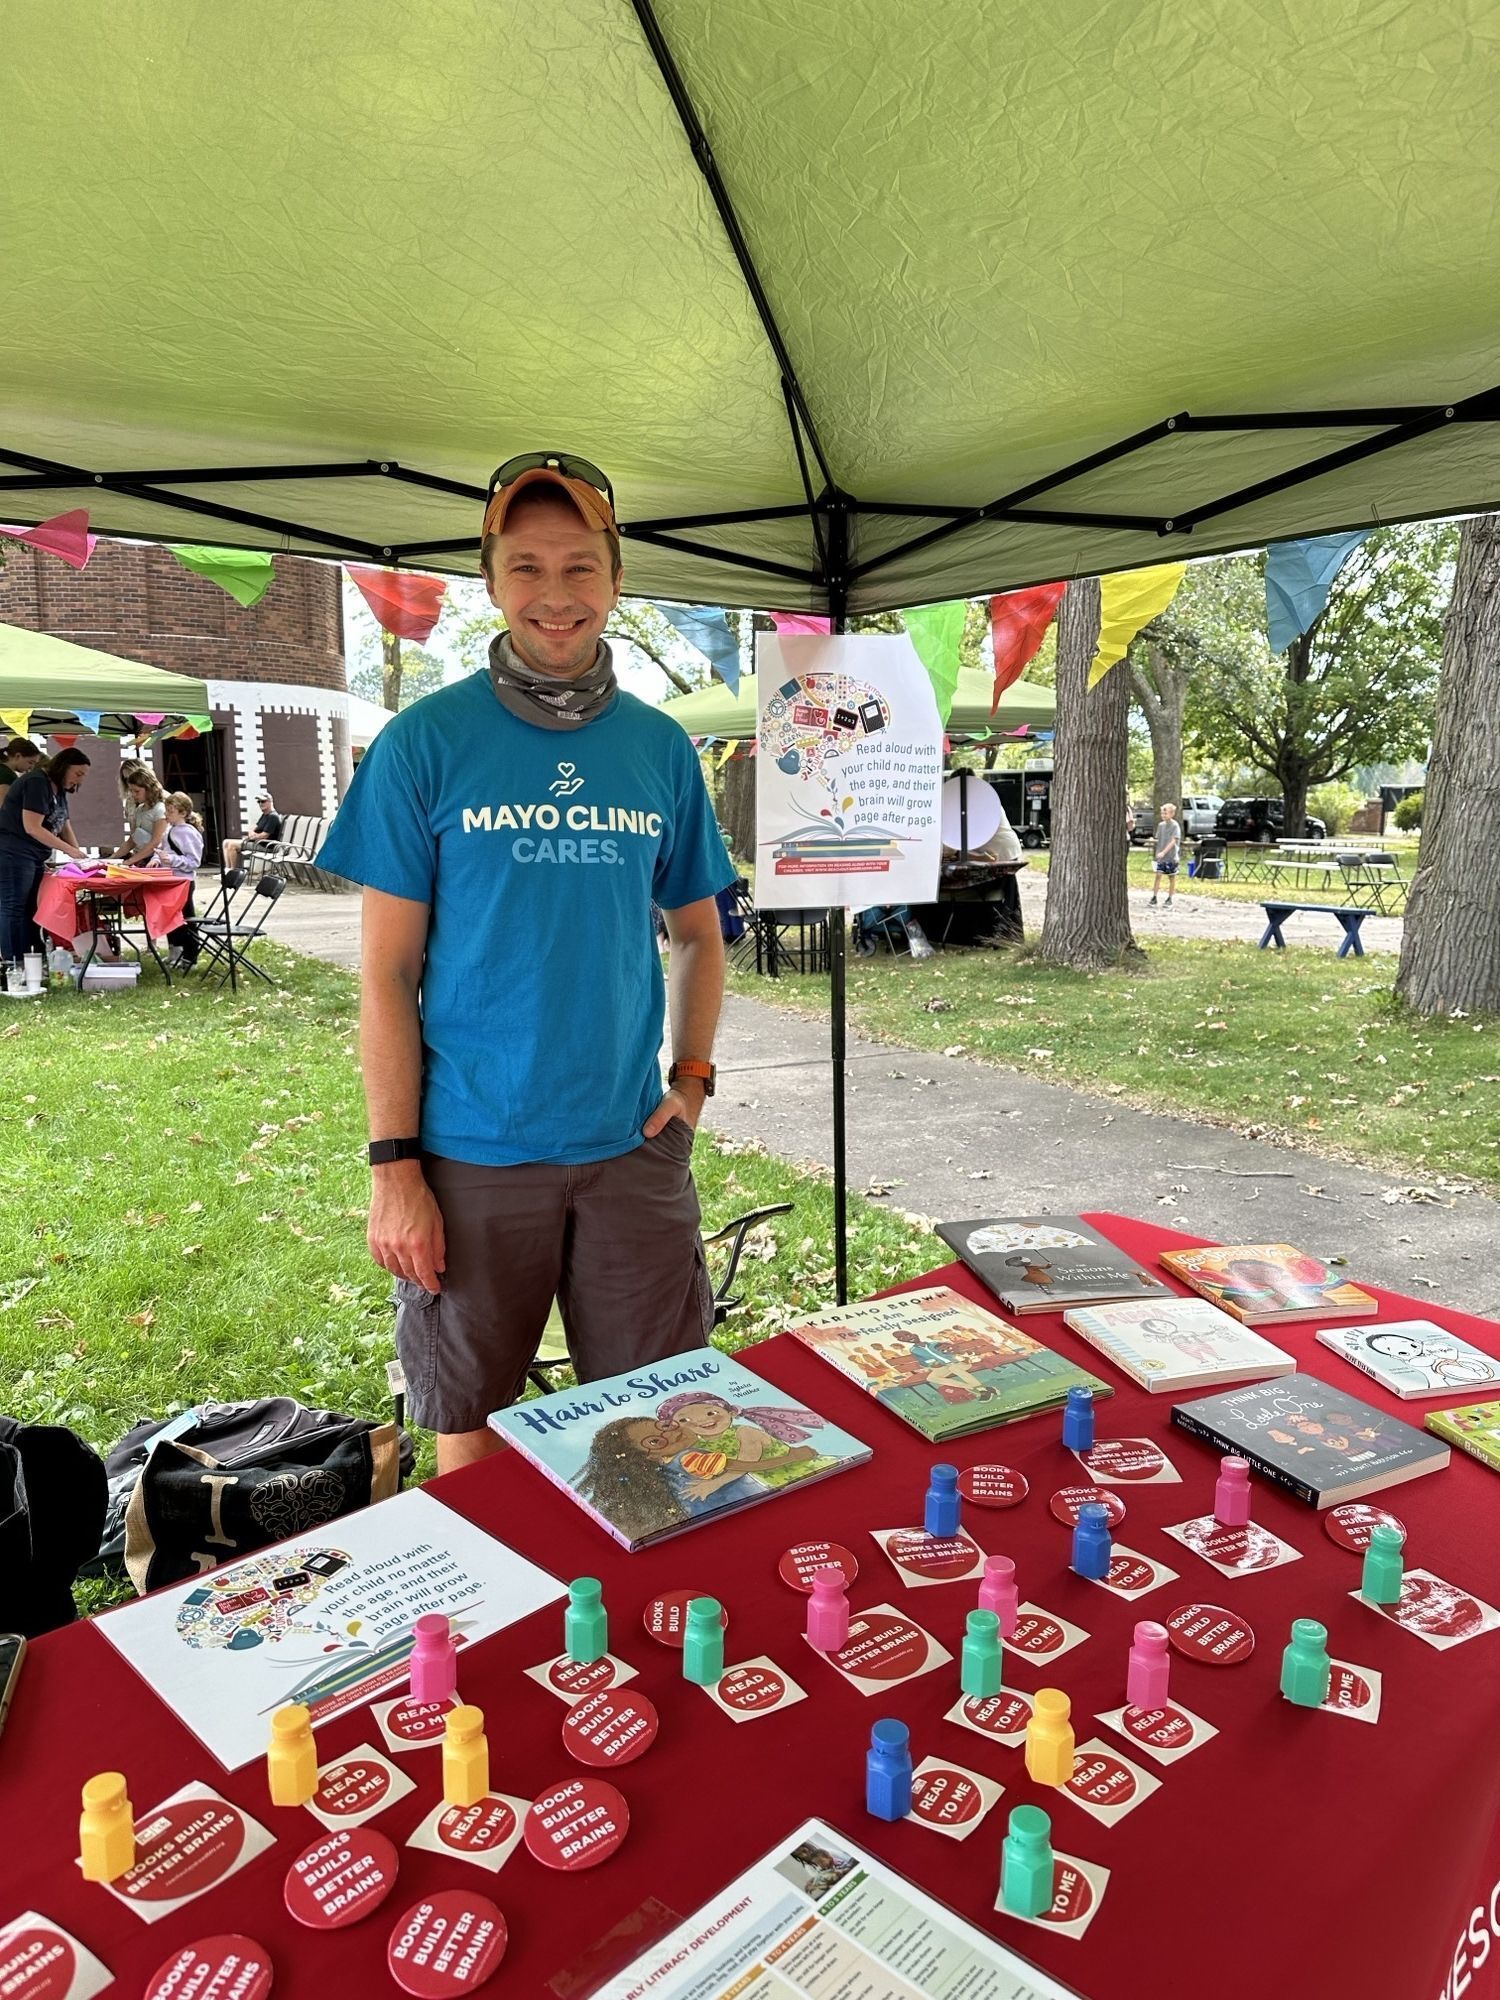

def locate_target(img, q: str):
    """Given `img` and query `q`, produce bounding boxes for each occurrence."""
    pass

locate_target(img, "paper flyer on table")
[98,1488,564,1768]
[754,634,943,911]
[598,1815,1081,2000]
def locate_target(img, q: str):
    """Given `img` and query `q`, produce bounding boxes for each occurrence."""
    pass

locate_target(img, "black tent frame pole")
[201,719,237,993]
[826,505,850,1304]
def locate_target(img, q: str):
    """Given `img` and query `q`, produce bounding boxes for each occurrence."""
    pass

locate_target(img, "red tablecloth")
[34,868,192,947]
[8,1214,1500,1999]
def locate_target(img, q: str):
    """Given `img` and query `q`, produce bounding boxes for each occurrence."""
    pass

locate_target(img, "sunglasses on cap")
[487,452,615,511]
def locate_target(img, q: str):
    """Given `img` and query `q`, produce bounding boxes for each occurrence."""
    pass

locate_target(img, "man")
[223,793,283,870]
[0,738,41,791]
[1149,801,1181,907]
[318,451,735,1474]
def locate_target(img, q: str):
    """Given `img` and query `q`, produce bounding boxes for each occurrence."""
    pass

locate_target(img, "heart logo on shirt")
[558,763,576,777]
[549,761,586,797]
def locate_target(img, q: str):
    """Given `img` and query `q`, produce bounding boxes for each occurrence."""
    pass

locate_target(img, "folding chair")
[196,875,286,987]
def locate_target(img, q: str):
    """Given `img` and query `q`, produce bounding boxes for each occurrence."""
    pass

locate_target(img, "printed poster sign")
[755,634,942,910]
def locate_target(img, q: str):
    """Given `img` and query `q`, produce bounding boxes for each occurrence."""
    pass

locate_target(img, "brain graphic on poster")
[176,1547,354,1651]
[759,671,890,799]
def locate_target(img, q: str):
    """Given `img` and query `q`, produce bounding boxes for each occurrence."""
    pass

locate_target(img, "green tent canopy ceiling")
[662,669,1054,742]
[3,1,1498,615]
[0,622,213,736]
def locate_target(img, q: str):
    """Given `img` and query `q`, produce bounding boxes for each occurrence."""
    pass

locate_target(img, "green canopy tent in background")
[662,668,1055,741]
[5,0,1497,1289]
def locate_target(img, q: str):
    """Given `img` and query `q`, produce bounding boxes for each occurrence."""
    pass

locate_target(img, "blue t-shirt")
[319,671,735,1166]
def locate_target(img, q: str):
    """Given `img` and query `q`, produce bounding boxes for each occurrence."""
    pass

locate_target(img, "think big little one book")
[488,1348,870,1550]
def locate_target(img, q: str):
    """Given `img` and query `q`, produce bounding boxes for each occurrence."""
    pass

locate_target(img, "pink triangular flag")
[770,611,832,636]
[0,508,95,568]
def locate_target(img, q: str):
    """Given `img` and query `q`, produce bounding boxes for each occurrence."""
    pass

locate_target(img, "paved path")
[272,888,1493,1315]
[1019,868,1406,953]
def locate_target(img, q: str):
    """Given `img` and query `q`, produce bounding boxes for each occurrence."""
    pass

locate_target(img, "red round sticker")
[957,1464,1029,1508]
[284,1828,399,1930]
[525,1779,629,1871]
[912,1767,986,1828]
[883,1531,979,1580]
[0,1923,80,2000]
[144,1937,273,2000]
[832,1611,932,1682]
[1325,1502,1407,1554]
[562,1689,659,1768]
[1010,1611,1069,1657]
[1165,1602,1255,1666]
[313,1757,395,1819]
[1326,1664,1376,1714]
[717,1664,788,1713]
[1039,1859,1095,1927]
[434,1798,518,1858]
[778,1541,860,1592]
[383,1697,456,1744]
[960,1690,1033,1737]
[1122,1703,1196,1752]
[388,1892,507,1997]
[120,1797,249,1904]
[642,1591,727,1648]
[1066,1749,1140,1810]
[1103,1552,1155,1593]
[1049,1486,1126,1528]
[1078,1439,1170,1482]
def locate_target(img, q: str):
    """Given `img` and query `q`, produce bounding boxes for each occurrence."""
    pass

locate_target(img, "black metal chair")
[195,875,286,988]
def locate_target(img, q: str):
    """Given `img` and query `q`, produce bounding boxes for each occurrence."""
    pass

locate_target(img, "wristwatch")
[668,1059,716,1098]
[368,1137,423,1166]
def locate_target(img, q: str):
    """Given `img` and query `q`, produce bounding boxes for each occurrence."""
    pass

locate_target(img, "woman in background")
[0,747,90,960]
[162,791,205,970]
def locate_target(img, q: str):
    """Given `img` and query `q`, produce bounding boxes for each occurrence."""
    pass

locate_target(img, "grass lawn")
[0,950,933,1504]
[729,937,1500,1190]
[1028,842,1420,912]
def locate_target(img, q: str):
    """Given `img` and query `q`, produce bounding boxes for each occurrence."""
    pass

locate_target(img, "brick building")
[0,539,354,852]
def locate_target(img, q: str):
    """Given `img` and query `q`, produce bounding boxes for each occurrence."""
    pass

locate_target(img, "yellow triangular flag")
[717,740,738,769]
[0,710,32,739]
[1088,564,1187,686]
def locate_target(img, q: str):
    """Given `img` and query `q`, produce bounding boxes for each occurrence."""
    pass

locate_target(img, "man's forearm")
[668,931,725,1063]
[361,964,425,1139]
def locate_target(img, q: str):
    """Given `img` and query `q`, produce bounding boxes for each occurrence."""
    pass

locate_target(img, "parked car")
[1180,793,1223,838]
[1214,796,1327,842]
[1127,803,1156,844]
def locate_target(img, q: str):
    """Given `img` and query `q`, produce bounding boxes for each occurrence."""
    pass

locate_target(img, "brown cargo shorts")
[393,1116,714,1433]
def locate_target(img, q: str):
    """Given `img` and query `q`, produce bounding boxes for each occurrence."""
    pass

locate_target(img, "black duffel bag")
[0,1417,108,1636]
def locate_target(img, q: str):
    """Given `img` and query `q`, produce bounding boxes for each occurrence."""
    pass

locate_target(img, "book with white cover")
[1064,1295,1296,1393]
[1315,1320,1500,1400]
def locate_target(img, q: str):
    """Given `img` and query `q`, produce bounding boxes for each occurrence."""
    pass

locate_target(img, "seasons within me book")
[488,1347,869,1551]
[1064,1296,1296,1393]
[1159,1243,1377,1325]
[1171,1373,1450,1506]
[784,1285,1111,1441]
[935,1216,1174,1314]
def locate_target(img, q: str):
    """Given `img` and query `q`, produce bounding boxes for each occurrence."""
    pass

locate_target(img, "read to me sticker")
[1007,1603,1090,1664]
[994,1853,1111,1940]
[1164,1602,1255,1665]
[1063,1740,1161,1826]
[945,1689,1034,1746]
[778,1541,860,1591]
[524,1779,629,1871]
[957,1464,1029,1508]
[705,1656,807,1722]
[0,1912,113,2000]
[387,1892,507,1997]
[907,1758,1003,1840]
[522,1653,639,1705]
[1320,1660,1382,1724]
[406,1793,531,1876]
[143,1938,273,2000]
[1090,1545,1177,1601]
[99,1786,274,1926]
[642,1591,727,1648]
[372,1696,458,1752]
[284,1828,400,1930]
[1096,1700,1219,1766]
[307,1745,416,1830]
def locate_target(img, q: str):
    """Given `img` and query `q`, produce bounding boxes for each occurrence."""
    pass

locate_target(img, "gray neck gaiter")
[488,630,617,731]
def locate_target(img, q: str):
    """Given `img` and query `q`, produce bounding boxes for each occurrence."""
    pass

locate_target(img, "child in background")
[162,791,204,969]
[1150,802,1181,907]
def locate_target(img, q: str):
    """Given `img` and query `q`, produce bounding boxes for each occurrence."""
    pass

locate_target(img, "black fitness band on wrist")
[368,1137,423,1165]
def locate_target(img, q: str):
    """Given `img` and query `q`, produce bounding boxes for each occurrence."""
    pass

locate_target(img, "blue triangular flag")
[74,710,102,734]
[652,603,742,694]
[1265,533,1368,654]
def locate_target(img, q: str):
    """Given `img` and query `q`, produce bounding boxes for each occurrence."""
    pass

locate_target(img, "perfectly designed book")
[1171,1373,1450,1507]
[936,1216,1173,1314]
[488,1347,869,1551]
[784,1285,1111,1441]
[1425,1401,1500,1475]
[1159,1243,1377,1325]
[1065,1296,1295,1393]
[1316,1321,1500,1400]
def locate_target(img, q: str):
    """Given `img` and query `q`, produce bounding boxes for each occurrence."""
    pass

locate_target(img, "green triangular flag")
[170,544,275,607]
[904,599,966,725]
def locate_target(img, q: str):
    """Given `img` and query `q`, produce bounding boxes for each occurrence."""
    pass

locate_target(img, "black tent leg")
[203,715,237,994]
[830,905,847,1304]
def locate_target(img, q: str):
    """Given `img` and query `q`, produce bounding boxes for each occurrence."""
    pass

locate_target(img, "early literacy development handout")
[98,1488,564,1768]
[600,1816,1080,2000]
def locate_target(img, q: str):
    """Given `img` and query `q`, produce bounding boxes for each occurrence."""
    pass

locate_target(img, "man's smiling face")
[484,491,621,679]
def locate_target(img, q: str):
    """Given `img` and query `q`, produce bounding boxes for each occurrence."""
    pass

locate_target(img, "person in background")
[223,792,283,871]
[1149,800,1181,907]
[0,738,41,791]
[0,748,90,960]
[161,791,205,969]
[115,762,168,865]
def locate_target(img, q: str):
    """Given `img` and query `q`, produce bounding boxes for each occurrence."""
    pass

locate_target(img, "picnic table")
[1271,841,1406,913]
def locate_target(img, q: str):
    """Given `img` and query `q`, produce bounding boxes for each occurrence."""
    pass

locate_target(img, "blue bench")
[1258,901,1375,958]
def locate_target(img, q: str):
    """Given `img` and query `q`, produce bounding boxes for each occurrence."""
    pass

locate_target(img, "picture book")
[1159,1243,1377,1325]
[487,1347,869,1551]
[783,1286,1111,1441]
[1316,1321,1500,1400]
[1064,1295,1295,1393]
[1171,1373,1450,1507]
[1425,1401,1500,1475]
[935,1216,1174,1313]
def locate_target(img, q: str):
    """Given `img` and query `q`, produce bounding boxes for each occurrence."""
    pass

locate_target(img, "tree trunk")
[1395,513,1500,1016]
[1278,765,1310,841]
[1128,643,1186,820]
[381,629,403,713]
[1038,579,1141,969]
[718,754,756,867]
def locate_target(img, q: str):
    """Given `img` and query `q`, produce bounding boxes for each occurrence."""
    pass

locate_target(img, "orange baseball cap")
[481,453,619,542]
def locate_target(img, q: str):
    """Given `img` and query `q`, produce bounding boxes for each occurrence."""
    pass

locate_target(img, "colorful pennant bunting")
[1264,532,1368,654]
[1088,564,1188,686]
[0,709,32,739]
[989,583,1064,712]
[346,565,448,643]
[770,611,833,636]
[170,544,276,607]
[904,599,966,723]
[73,711,102,735]
[652,603,742,694]
[0,508,95,569]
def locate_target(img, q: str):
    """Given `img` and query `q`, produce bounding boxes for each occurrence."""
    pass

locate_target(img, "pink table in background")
[35,865,192,952]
